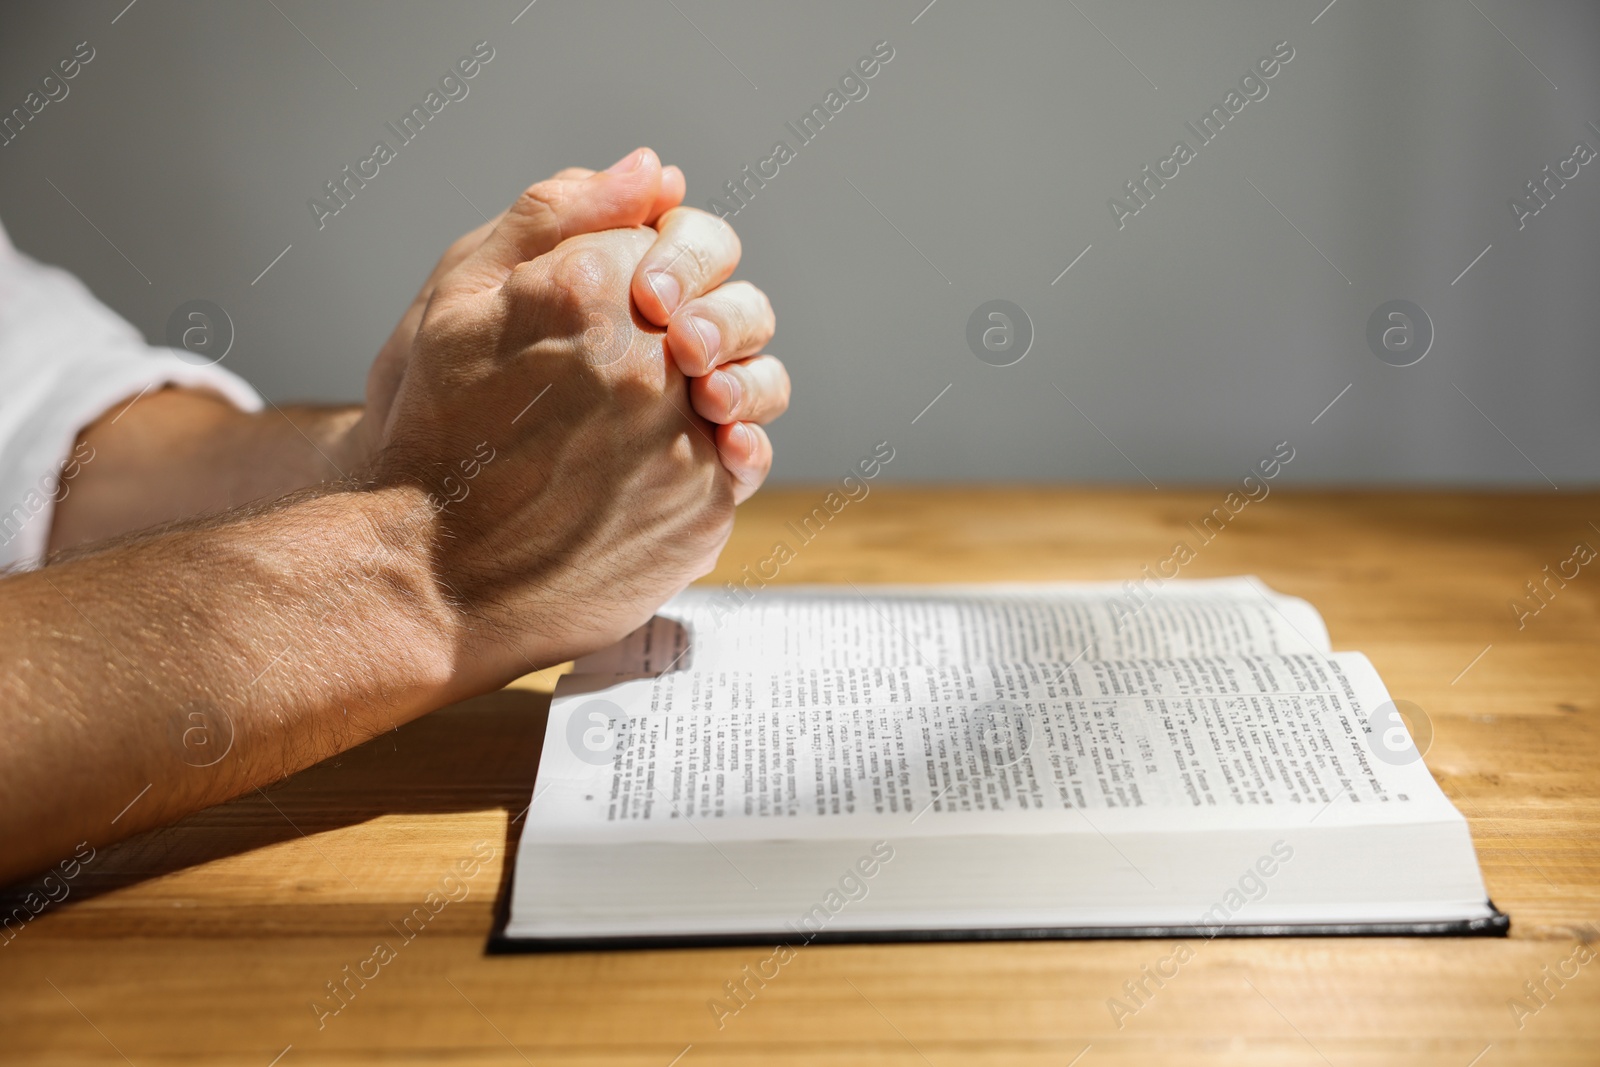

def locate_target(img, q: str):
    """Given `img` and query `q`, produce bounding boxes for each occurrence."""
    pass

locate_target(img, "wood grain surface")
[4,488,1598,1066]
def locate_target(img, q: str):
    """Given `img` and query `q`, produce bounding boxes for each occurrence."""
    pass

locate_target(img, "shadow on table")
[0,686,551,912]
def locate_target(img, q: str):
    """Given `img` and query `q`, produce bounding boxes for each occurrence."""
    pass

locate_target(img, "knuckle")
[417,299,476,348]
[666,432,699,470]
[718,215,742,261]
[706,285,772,348]
[513,181,566,234]
[715,292,753,342]
[518,179,567,212]
[687,206,740,250]
[729,367,778,423]
[767,365,792,413]
[546,243,615,300]
[504,259,551,307]
[664,238,714,283]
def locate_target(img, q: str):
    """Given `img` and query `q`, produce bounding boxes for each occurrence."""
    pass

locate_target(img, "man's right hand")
[373,186,742,693]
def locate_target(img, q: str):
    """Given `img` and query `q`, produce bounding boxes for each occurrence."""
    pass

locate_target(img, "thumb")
[451,147,666,291]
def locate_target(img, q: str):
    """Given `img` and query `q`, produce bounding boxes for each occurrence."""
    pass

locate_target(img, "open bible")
[499,578,1505,949]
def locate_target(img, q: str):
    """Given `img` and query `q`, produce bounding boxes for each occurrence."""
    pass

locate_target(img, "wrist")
[338,483,465,705]
[196,483,464,734]
[350,479,554,704]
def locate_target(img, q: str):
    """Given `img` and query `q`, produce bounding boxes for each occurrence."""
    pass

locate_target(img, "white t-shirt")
[0,221,262,570]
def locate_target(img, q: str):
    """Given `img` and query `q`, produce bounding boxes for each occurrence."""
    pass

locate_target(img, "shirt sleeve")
[0,225,263,571]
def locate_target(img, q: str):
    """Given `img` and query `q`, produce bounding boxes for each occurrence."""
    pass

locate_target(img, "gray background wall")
[2,0,1596,486]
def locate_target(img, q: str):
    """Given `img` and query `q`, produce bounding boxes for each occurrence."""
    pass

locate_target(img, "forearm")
[47,387,367,554]
[1,482,455,883]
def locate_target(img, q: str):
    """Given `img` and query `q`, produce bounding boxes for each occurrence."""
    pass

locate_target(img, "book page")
[572,578,1329,675]
[527,651,1453,843]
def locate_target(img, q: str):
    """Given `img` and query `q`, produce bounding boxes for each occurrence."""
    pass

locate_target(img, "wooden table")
[4,489,1598,1066]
